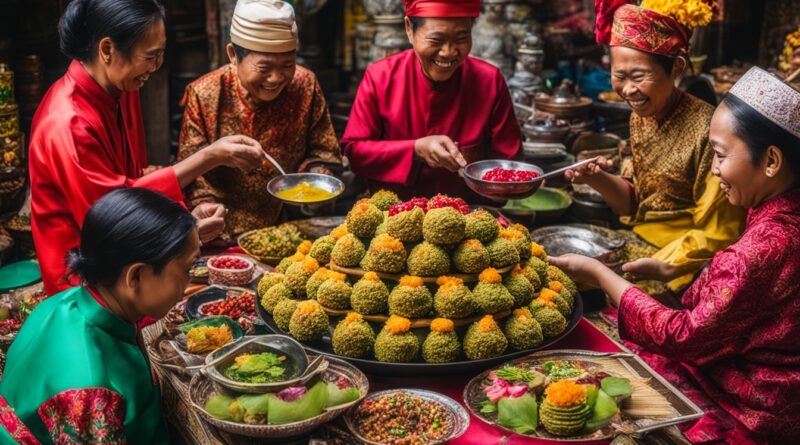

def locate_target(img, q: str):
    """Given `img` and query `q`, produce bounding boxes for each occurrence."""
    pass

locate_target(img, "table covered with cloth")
[143,314,690,445]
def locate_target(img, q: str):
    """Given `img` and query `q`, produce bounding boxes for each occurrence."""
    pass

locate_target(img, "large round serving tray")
[189,354,368,439]
[255,291,583,376]
[463,349,704,442]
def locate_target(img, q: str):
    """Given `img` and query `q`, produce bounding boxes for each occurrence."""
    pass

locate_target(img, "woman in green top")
[0,187,199,444]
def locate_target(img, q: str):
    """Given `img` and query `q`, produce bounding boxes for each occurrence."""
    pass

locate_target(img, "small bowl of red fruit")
[460,159,545,201]
[207,256,255,287]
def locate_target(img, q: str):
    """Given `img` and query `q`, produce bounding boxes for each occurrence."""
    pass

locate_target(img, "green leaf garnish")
[495,367,534,382]
[600,376,633,398]
[479,399,498,413]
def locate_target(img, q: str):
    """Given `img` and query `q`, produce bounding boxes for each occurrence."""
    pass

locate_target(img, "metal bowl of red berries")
[208,256,256,287]
[460,159,545,201]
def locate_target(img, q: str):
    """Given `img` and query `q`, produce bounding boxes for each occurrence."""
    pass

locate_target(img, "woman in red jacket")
[30,0,266,295]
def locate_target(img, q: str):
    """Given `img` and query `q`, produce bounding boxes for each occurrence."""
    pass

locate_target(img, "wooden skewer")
[596,358,676,419]
[785,66,800,84]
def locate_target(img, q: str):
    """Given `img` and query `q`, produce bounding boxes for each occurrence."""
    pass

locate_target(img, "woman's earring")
[766,168,774,177]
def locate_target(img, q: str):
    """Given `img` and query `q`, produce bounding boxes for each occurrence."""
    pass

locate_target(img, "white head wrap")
[230,0,297,53]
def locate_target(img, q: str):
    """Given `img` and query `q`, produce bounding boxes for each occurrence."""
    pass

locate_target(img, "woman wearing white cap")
[549,68,800,443]
[178,0,342,239]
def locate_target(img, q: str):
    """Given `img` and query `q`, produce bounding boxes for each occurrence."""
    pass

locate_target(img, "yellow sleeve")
[643,172,745,289]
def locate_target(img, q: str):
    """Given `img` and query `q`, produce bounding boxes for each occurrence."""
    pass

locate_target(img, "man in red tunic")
[341,0,522,202]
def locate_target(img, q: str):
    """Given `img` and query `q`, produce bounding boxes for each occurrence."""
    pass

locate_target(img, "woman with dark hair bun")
[549,68,800,443]
[0,188,198,443]
[30,0,268,296]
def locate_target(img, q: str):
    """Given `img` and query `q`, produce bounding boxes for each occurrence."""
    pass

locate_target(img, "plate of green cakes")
[252,190,585,375]
[463,350,704,441]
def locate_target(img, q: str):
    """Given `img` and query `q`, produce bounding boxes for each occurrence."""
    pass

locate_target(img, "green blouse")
[0,286,168,444]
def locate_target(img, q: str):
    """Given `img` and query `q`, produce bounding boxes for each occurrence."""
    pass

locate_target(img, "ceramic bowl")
[344,389,470,445]
[503,187,573,226]
[208,256,255,287]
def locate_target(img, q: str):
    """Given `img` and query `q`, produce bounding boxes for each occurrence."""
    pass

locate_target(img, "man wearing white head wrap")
[177,0,341,239]
[230,0,297,54]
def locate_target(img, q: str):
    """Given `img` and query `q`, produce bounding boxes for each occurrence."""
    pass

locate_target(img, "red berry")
[481,168,539,182]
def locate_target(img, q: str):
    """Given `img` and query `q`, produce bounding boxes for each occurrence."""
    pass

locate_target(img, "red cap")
[404,0,480,18]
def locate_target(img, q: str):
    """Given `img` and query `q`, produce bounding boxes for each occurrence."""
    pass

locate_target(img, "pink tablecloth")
[369,318,622,445]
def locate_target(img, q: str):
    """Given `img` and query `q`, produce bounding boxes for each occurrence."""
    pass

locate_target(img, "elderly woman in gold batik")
[178,0,341,239]
[568,0,745,291]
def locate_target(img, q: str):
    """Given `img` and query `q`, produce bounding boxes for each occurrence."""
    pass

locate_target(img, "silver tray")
[531,224,625,265]
[464,349,704,442]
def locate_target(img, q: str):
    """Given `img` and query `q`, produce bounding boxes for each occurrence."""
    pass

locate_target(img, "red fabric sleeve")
[49,116,183,227]
[0,395,40,444]
[341,69,417,185]
[37,388,126,444]
[617,233,780,367]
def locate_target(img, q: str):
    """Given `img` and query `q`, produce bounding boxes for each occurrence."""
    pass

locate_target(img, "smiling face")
[610,46,683,120]
[405,17,472,82]
[228,44,296,105]
[104,18,166,92]
[708,103,794,208]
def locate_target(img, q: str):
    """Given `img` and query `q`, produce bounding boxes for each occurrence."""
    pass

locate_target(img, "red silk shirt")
[341,50,521,202]
[29,61,183,295]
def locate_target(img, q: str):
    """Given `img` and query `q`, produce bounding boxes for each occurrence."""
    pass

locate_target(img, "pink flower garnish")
[506,385,529,398]
[483,378,511,403]
[336,378,351,389]
[277,386,307,401]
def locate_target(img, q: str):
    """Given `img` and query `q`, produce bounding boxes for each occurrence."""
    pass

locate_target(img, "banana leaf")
[497,393,538,434]
[204,394,236,421]
[325,383,360,408]
[584,389,619,432]
[267,382,329,424]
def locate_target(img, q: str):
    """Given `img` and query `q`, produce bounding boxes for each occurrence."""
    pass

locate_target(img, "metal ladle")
[263,153,287,176]
[528,156,600,183]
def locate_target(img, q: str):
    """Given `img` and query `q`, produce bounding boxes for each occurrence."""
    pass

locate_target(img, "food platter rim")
[462,349,705,442]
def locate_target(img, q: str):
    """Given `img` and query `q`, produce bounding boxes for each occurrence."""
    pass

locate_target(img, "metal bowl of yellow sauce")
[267,173,345,206]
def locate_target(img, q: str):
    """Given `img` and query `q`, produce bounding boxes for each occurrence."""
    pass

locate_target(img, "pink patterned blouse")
[619,187,800,442]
